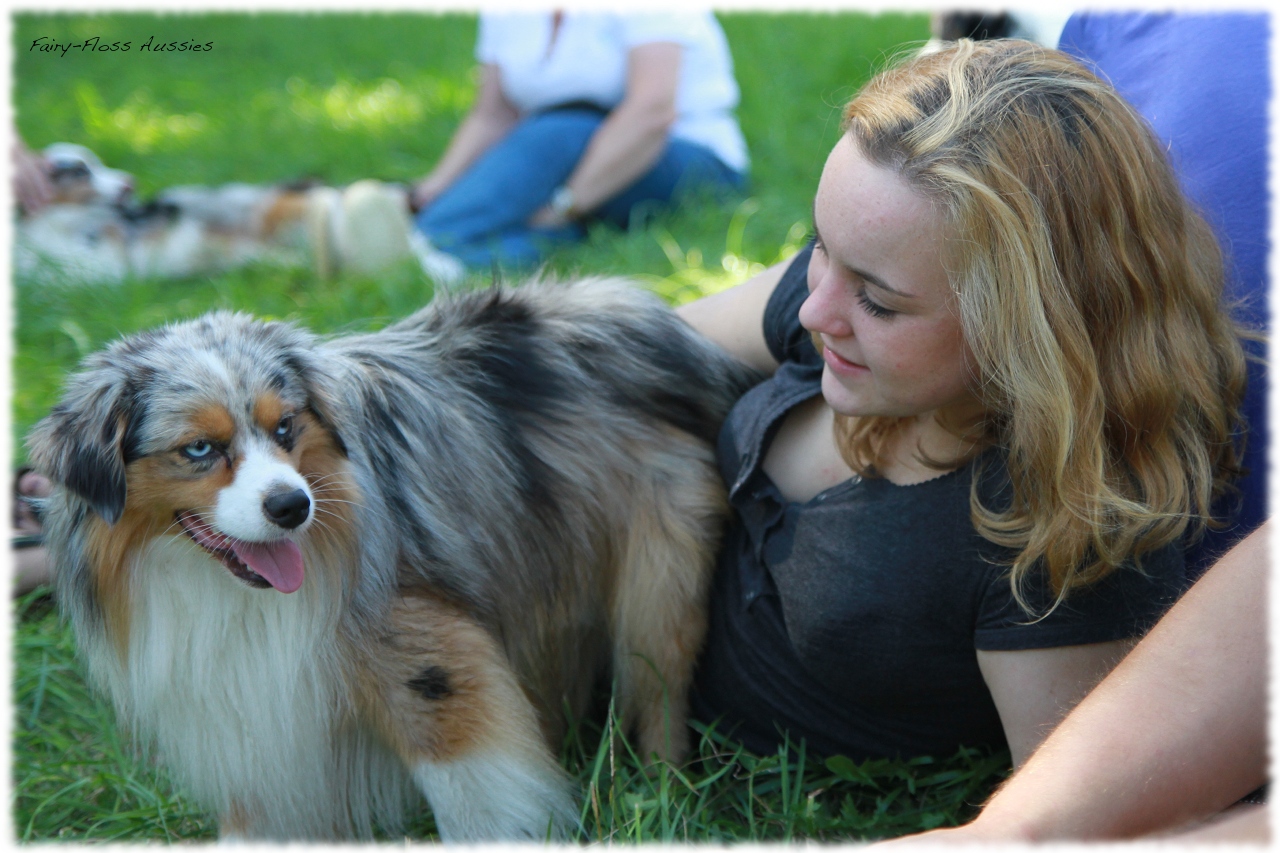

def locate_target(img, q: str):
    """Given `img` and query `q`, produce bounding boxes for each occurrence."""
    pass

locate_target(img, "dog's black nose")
[263,489,311,529]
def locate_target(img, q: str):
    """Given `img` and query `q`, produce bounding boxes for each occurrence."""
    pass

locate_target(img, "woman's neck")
[878,404,986,486]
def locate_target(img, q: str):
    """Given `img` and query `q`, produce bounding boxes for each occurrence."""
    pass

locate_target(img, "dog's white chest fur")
[97,536,411,839]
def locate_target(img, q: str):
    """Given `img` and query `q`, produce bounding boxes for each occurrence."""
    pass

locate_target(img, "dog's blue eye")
[275,416,294,439]
[183,440,214,460]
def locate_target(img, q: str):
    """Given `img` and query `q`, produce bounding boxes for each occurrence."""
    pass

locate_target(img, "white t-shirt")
[476,11,749,173]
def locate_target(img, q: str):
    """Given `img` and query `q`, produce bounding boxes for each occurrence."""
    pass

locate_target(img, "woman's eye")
[182,440,214,460]
[858,290,896,319]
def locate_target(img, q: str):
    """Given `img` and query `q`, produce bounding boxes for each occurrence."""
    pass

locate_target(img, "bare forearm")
[562,101,673,213]
[970,526,1269,840]
[676,260,784,373]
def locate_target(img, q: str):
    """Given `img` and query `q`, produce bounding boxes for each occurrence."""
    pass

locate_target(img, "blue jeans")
[415,108,746,270]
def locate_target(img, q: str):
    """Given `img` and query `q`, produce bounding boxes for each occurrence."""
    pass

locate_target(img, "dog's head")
[28,313,351,593]
[43,143,134,207]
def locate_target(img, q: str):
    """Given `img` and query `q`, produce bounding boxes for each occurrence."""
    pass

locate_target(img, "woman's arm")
[676,260,786,374]
[887,523,1269,843]
[528,42,682,226]
[976,639,1135,768]
[411,64,521,210]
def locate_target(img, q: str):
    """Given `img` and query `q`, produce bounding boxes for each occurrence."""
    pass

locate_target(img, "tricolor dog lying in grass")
[16,143,321,284]
[28,279,758,841]
[16,144,434,286]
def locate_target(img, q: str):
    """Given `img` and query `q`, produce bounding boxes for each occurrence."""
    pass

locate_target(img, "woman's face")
[800,135,976,422]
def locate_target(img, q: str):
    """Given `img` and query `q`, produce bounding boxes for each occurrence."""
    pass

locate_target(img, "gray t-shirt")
[690,243,1186,760]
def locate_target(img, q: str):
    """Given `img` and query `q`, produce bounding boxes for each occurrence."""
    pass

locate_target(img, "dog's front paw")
[414,749,578,841]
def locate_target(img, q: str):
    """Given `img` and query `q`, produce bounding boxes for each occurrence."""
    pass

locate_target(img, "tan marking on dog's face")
[292,411,360,584]
[84,444,241,659]
[186,404,236,448]
[128,451,237,515]
[253,394,287,438]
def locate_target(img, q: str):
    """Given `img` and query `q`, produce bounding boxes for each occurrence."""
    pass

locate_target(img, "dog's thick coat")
[29,279,757,841]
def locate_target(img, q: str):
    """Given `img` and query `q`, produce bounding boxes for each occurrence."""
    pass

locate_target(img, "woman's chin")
[820,371,875,418]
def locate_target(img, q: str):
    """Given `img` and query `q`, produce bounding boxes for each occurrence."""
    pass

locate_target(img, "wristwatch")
[549,185,577,220]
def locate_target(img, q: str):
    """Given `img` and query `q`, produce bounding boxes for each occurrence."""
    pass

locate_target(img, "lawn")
[11,11,1009,842]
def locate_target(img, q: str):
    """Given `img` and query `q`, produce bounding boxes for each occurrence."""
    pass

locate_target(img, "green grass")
[12,10,1010,842]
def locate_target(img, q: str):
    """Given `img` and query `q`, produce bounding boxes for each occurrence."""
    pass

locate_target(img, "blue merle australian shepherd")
[28,278,758,841]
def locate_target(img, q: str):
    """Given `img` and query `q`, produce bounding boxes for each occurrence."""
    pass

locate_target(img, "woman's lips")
[822,344,870,376]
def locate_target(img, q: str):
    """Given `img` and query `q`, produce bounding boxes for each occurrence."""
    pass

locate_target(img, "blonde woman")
[679,39,1246,767]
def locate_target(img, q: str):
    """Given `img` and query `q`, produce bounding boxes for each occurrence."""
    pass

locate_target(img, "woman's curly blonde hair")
[834,39,1247,609]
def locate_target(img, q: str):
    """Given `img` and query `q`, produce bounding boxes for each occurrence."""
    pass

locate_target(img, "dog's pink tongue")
[230,539,305,593]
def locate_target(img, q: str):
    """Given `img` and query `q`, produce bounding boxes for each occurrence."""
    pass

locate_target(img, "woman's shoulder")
[762,242,819,367]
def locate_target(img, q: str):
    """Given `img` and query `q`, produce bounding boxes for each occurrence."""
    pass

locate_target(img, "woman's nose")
[799,270,853,338]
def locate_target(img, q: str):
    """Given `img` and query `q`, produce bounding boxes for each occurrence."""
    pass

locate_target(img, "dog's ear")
[275,337,348,458]
[27,364,134,525]
[300,366,348,457]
